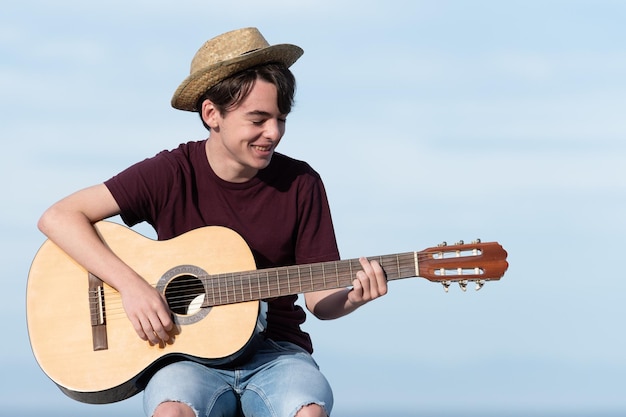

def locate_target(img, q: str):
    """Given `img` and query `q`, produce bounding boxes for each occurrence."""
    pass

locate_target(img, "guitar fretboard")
[200,252,418,307]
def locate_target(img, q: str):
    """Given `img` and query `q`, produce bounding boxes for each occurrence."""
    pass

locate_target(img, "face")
[203,80,287,183]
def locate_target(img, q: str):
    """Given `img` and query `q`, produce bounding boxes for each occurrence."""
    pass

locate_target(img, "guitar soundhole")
[157,265,211,325]
[165,274,205,315]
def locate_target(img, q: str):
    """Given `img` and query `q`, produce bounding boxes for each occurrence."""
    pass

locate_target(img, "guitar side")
[26,222,260,404]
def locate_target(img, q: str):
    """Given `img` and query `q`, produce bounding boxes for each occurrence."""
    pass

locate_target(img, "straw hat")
[171,27,304,112]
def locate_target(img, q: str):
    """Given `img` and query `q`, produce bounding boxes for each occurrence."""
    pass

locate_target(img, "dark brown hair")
[197,62,296,130]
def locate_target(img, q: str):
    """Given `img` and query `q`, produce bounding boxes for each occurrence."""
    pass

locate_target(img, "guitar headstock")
[418,240,509,292]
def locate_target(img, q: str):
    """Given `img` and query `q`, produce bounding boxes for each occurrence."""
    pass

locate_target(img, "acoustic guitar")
[26,221,508,404]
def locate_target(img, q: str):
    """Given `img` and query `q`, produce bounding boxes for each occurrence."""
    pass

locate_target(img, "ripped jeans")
[143,338,333,417]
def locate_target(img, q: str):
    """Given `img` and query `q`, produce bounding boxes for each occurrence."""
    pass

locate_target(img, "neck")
[205,138,258,183]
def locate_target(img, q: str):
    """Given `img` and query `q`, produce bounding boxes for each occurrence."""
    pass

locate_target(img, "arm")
[37,184,173,344]
[304,257,388,320]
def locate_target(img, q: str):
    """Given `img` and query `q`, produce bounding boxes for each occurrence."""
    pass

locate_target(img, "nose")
[264,118,285,140]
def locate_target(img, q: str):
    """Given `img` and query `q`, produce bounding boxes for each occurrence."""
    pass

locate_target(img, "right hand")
[120,277,174,344]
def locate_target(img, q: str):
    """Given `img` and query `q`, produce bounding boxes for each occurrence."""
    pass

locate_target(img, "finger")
[143,302,174,343]
[157,310,174,333]
[148,317,170,343]
[358,258,385,299]
[158,294,175,332]
[353,271,370,300]
[358,257,374,277]
[137,315,161,344]
[132,308,165,344]
[131,316,149,341]
[349,276,365,305]
[355,270,372,299]
[142,318,162,344]
[370,260,388,296]
[138,296,173,343]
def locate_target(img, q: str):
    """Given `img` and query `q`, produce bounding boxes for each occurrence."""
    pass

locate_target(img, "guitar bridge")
[88,272,109,351]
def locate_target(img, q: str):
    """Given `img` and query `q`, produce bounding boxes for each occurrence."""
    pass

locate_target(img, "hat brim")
[171,43,303,112]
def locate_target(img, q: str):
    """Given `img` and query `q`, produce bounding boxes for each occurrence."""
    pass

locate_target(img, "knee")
[295,403,327,417]
[153,401,197,417]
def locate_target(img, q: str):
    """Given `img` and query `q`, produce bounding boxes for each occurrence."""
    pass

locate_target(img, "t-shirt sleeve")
[294,172,340,265]
[104,151,178,228]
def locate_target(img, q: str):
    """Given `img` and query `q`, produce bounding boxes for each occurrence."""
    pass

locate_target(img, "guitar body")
[26,222,260,404]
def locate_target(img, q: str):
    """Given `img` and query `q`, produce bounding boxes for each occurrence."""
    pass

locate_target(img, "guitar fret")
[211,275,216,306]
[228,274,234,303]
[220,275,228,304]
[349,260,353,285]
[218,275,224,304]
[396,254,400,276]
[240,273,245,303]
[224,274,234,304]
[234,273,239,303]
[228,274,233,303]
[225,274,231,304]
[229,273,234,303]
[246,273,252,300]
[242,274,247,301]
[228,273,233,303]
[267,272,280,295]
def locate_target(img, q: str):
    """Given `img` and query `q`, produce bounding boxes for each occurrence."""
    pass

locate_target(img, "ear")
[200,99,221,130]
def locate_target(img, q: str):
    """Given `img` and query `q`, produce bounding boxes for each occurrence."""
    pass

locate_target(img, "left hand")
[348,257,388,307]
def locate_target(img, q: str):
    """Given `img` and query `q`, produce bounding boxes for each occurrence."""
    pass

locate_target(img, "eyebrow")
[246,110,272,117]
[245,110,287,118]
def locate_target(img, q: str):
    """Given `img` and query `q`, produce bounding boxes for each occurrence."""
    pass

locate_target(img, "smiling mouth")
[251,145,272,152]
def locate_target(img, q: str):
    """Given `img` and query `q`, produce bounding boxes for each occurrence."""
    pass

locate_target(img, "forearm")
[39,207,141,291]
[305,288,363,320]
[305,258,388,319]
[37,185,143,292]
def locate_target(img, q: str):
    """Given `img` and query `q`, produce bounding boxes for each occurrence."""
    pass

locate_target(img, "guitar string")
[87,251,499,323]
[93,257,501,322]
[88,254,418,322]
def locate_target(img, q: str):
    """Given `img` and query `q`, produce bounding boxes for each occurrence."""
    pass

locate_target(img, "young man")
[38,28,388,417]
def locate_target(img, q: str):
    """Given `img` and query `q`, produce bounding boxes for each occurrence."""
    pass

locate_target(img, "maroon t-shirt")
[104,140,340,353]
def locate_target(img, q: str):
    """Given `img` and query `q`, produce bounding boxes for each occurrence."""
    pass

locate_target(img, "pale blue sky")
[2,1,625,415]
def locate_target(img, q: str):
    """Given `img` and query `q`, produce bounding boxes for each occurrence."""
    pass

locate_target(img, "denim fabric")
[143,339,333,417]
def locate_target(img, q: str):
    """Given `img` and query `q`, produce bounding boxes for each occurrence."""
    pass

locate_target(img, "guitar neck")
[200,252,418,307]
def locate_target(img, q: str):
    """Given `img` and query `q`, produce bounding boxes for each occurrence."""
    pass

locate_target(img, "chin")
[254,156,273,169]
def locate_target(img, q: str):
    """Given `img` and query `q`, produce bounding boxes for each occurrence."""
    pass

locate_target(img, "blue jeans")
[143,338,333,417]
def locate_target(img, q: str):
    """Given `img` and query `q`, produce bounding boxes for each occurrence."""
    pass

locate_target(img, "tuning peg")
[459,280,468,292]
[455,240,464,245]
[475,280,485,291]
[442,281,451,293]
[471,238,481,244]
[438,241,448,247]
